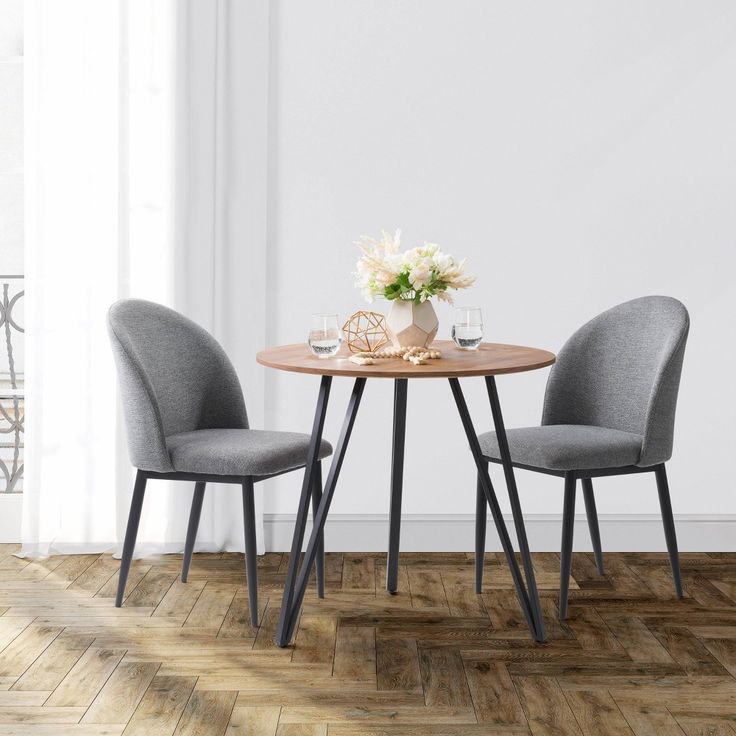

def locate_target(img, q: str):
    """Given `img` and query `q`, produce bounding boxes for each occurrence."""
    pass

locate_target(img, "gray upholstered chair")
[475,296,689,618]
[108,299,332,624]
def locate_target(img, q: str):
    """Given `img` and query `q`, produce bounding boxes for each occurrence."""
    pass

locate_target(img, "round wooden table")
[257,339,555,645]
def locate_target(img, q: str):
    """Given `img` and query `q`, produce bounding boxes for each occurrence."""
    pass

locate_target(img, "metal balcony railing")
[0,275,24,493]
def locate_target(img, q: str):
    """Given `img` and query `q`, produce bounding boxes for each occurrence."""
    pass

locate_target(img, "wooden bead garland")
[348,345,442,366]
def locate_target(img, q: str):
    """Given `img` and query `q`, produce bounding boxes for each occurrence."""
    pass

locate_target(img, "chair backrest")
[542,296,689,467]
[107,299,248,472]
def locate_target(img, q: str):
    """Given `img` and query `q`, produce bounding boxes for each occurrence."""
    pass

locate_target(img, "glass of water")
[451,307,483,351]
[308,313,342,358]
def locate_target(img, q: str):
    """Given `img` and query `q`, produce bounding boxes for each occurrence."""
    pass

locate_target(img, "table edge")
[256,343,556,379]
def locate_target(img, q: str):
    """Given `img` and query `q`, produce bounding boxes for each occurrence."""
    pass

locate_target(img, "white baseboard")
[3,506,735,552]
[0,494,22,543]
[263,513,736,553]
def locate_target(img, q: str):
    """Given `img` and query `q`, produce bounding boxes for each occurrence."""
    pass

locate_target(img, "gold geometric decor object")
[342,310,390,353]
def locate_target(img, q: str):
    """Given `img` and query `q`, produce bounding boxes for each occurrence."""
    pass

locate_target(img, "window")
[0,0,23,492]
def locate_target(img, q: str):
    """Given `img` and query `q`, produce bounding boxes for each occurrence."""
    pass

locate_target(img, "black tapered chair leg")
[475,469,487,594]
[242,479,259,626]
[654,464,683,599]
[116,470,147,607]
[386,379,408,594]
[311,461,325,598]
[581,478,604,575]
[559,472,576,619]
[182,482,206,583]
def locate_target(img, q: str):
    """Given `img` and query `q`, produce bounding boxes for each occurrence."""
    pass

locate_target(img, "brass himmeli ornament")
[342,310,390,353]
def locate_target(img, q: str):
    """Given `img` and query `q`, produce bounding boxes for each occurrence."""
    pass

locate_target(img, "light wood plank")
[514,675,583,736]
[0,617,34,652]
[564,690,634,735]
[96,562,151,601]
[672,712,736,736]
[463,660,526,727]
[292,615,337,666]
[0,691,52,706]
[279,705,477,724]
[441,571,486,617]
[226,706,280,736]
[0,707,87,724]
[276,725,326,736]
[615,702,686,736]
[0,624,62,678]
[0,727,124,736]
[69,557,120,595]
[333,626,376,684]
[484,590,529,632]
[566,607,623,652]
[376,636,421,693]
[153,580,205,620]
[649,625,727,676]
[44,555,100,586]
[408,571,449,610]
[184,583,236,630]
[82,660,159,724]
[122,675,196,736]
[601,615,676,664]
[46,647,125,707]
[172,690,236,735]
[341,555,376,592]
[217,589,264,639]
[12,631,94,691]
[253,602,281,651]
[418,648,472,708]
[124,571,177,609]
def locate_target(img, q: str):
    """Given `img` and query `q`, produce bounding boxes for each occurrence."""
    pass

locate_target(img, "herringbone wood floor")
[2,547,736,735]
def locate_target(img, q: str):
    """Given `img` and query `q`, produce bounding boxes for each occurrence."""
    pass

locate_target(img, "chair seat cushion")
[166,429,333,477]
[478,424,643,471]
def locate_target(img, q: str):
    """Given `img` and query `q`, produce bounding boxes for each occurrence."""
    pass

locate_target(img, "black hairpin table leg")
[275,377,367,646]
[449,377,546,643]
[485,376,546,640]
[275,376,332,645]
[386,378,408,593]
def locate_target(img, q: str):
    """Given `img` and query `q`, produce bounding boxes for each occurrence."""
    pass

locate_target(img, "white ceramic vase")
[386,299,439,348]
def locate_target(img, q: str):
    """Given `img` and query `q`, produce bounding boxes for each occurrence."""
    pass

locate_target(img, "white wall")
[261,1,736,549]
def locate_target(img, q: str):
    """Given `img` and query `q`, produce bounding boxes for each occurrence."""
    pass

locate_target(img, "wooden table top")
[256,340,555,379]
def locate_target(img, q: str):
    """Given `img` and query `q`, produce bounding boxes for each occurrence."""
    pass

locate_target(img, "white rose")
[433,252,454,273]
[402,247,422,269]
[409,263,431,289]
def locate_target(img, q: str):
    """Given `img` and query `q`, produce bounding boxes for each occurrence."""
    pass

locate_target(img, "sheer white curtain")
[22,0,269,556]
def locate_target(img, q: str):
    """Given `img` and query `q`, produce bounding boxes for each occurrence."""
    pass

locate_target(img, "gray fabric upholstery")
[108,299,248,471]
[108,299,331,477]
[542,296,689,467]
[479,425,643,471]
[167,429,332,477]
[478,296,689,471]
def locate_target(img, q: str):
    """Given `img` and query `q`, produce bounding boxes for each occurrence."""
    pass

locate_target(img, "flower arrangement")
[354,230,475,305]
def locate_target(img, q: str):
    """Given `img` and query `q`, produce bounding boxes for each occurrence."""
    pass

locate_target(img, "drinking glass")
[451,307,483,350]
[308,313,342,358]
